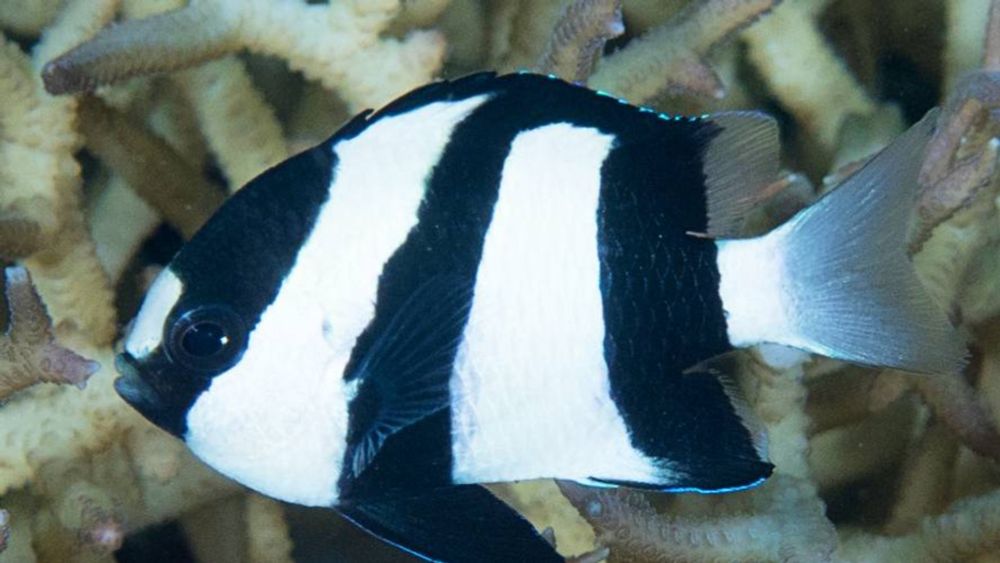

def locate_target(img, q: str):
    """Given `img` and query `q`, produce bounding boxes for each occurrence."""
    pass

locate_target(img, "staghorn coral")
[589,0,776,102]
[1,0,1000,561]
[743,0,884,157]
[0,508,7,554]
[536,0,624,82]
[39,0,446,112]
[0,266,100,402]
[77,96,225,238]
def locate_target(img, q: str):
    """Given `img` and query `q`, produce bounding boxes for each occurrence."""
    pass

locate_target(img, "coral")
[40,0,446,112]
[245,495,294,563]
[838,489,1000,562]
[1,0,1000,561]
[77,96,225,238]
[0,266,100,402]
[561,475,836,563]
[743,0,883,156]
[0,507,8,554]
[589,0,776,102]
[535,0,624,82]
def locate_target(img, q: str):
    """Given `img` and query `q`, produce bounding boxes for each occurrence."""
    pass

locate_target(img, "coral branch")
[0,266,100,402]
[589,0,775,102]
[0,0,63,37]
[42,0,446,111]
[883,422,958,535]
[0,0,121,345]
[42,1,239,95]
[245,495,294,563]
[54,481,125,554]
[986,0,1000,71]
[489,480,597,558]
[560,476,836,562]
[809,398,918,490]
[839,489,1000,562]
[912,372,1000,461]
[77,96,224,238]
[174,57,288,188]
[744,0,877,152]
[89,175,161,284]
[0,216,43,260]
[536,0,624,83]
[0,508,8,554]
[912,71,1000,253]
[943,0,991,92]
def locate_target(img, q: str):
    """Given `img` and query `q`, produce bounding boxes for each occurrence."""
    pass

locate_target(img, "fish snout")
[113,353,160,410]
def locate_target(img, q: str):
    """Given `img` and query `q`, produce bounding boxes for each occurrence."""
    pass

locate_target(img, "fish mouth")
[114,353,160,410]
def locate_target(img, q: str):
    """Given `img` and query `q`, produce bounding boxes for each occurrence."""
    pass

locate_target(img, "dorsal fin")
[701,111,781,238]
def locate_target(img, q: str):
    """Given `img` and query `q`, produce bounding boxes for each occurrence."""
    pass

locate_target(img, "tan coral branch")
[589,0,775,102]
[560,475,835,562]
[839,489,1000,562]
[174,57,288,189]
[77,96,225,238]
[4,0,120,345]
[744,0,877,152]
[245,495,294,563]
[0,216,43,260]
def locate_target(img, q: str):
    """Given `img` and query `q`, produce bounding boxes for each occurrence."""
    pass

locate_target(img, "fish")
[113,72,966,562]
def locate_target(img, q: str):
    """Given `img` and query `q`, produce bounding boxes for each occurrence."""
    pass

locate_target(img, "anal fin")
[337,485,563,562]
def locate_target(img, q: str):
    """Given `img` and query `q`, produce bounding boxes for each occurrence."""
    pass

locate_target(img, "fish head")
[114,143,352,506]
[115,265,250,438]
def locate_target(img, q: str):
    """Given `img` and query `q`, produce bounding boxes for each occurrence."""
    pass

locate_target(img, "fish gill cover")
[0,0,1000,562]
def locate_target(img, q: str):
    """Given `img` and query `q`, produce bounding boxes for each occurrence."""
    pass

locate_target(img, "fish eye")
[166,305,247,372]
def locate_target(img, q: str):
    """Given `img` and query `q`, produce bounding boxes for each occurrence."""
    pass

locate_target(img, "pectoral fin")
[338,485,563,562]
[345,276,474,479]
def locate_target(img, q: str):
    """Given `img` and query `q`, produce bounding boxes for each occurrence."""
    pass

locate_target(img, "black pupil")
[181,322,228,357]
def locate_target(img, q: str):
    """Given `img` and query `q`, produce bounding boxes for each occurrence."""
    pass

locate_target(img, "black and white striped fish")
[114,72,965,562]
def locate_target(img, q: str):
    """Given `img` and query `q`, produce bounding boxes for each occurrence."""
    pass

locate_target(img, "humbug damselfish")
[114,72,966,561]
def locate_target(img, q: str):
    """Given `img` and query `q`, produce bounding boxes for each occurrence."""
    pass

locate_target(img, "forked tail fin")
[716,110,967,375]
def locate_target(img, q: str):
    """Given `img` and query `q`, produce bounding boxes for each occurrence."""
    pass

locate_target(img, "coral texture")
[2,0,1000,561]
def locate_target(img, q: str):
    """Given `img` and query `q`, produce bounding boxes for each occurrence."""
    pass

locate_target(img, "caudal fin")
[717,110,967,375]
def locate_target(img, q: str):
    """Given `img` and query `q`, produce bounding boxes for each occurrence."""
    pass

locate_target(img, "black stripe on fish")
[125,124,356,437]
[596,122,772,491]
[337,80,522,498]
[336,72,770,496]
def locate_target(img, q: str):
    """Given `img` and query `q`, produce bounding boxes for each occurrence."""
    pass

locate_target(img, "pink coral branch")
[536,0,624,82]
[868,368,1000,462]
[0,266,99,401]
[912,372,1000,461]
[912,0,1000,253]
[912,72,1000,253]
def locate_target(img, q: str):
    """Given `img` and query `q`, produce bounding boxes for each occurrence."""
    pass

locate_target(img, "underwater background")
[1,0,1000,561]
